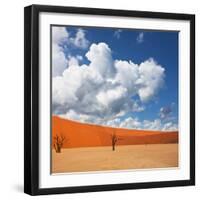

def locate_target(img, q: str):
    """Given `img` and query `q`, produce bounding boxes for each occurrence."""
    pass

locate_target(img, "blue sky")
[52,26,178,131]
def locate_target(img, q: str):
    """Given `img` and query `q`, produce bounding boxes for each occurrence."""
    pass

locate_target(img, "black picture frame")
[24,4,195,196]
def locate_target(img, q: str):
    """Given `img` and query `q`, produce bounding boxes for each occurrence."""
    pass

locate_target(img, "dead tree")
[53,134,66,153]
[110,131,121,151]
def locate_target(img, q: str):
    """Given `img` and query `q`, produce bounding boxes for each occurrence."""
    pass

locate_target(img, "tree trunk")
[112,143,115,151]
[55,144,61,153]
[57,145,61,153]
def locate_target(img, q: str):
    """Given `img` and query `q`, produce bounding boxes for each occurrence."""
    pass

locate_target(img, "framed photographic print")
[24,4,195,195]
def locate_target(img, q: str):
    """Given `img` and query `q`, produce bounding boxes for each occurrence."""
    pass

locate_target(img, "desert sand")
[52,144,178,173]
[52,116,178,148]
[52,116,178,173]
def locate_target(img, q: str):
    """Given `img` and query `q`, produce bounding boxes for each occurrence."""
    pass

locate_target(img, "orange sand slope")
[52,116,178,148]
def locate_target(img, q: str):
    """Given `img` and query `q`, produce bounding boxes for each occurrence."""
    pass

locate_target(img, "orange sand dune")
[52,116,178,148]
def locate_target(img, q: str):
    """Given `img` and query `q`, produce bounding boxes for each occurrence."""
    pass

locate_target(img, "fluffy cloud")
[119,117,142,129]
[143,119,162,130]
[52,27,89,77]
[69,29,89,49]
[53,41,166,130]
[52,27,69,77]
[160,106,172,119]
[59,111,178,131]
[159,103,175,120]
[52,27,69,44]
[137,59,165,102]
[86,43,115,77]
[136,32,144,43]
[60,110,97,124]
[115,60,139,95]
[162,122,178,131]
[143,119,178,131]
[106,117,177,131]
[114,29,122,39]
[96,86,127,108]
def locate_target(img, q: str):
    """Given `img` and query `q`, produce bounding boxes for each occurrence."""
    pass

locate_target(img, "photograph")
[24,5,195,195]
[51,25,179,174]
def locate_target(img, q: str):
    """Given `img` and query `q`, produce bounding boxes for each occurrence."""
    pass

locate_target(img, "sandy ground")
[51,144,178,173]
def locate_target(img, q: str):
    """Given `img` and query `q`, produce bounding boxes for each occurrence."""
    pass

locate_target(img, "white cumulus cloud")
[162,122,178,131]
[137,58,165,102]
[86,43,116,77]
[53,42,166,130]
[69,29,89,49]
[52,27,69,77]
[119,117,142,129]
[105,117,177,131]
[52,27,89,77]
[96,86,128,108]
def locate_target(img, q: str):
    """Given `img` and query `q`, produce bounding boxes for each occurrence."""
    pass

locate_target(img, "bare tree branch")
[53,134,67,153]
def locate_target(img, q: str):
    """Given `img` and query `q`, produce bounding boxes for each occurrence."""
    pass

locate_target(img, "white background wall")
[0,0,199,199]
